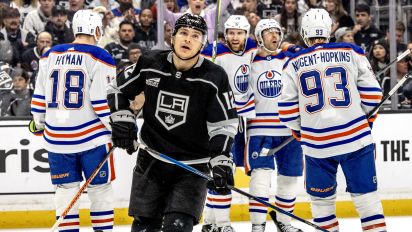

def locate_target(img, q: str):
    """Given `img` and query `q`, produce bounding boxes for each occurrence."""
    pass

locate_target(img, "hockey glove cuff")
[208,154,234,194]
[110,110,138,152]
[28,120,44,136]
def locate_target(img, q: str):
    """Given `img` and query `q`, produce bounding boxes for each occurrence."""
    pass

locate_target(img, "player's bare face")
[173,27,204,59]
[262,28,281,51]
[226,29,246,52]
[372,45,386,61]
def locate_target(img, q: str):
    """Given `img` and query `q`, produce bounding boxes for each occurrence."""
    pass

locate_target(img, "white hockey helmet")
[300,8,332,46]
[254,19,283,52]
[72,9,103,43]
[224,15,250,54]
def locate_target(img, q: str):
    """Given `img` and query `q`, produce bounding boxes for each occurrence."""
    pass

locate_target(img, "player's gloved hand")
[28,120,44,136]
[110,110,138,153]
[291,130,301,141]
[208,154,234,194]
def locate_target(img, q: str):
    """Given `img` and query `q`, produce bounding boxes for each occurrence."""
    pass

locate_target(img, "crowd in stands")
[0,0,411,117]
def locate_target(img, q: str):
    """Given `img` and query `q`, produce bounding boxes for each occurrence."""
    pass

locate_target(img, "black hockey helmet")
[173,13,208,44]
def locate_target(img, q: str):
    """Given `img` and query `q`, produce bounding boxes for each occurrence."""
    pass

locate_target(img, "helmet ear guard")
[300,8,332,47]
[254,19,283,53]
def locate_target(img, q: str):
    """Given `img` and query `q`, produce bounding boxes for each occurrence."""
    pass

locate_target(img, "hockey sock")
[275,174,298,225]
[249,169,272,225]
[351,192,386,232]
[207,189,232,227]
[88,183,114,231]
[55,182,81,232]
[203,189,216,225]
[310,194,339,232]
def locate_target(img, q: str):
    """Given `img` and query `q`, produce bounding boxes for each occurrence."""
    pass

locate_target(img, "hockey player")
[280,9,386,232]
[30,10,116,232]
[201,15,257,232]
[107,14,238,232]
[247,19,303,232]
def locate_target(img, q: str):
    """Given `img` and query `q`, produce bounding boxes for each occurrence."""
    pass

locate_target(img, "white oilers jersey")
[248,51,292,136]
[280,43,382,158]
[202,38,257,118]
[31,44,116,153]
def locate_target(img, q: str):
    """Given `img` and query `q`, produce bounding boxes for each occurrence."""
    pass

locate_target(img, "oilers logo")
[234,64,250,93]
[257,70,282,98]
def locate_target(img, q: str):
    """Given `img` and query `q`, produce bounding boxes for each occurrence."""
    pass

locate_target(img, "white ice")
[1,216,411,231]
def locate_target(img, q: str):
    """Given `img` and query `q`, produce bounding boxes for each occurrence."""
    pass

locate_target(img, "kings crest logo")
[257,70,282,98]
[155,90,189,130]
[234,64,250,94]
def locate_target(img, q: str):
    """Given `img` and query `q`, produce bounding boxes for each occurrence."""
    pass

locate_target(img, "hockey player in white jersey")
[201,15,257,232]
[247,19,303,232]
[280,9,386,232]
[30,10,117,232]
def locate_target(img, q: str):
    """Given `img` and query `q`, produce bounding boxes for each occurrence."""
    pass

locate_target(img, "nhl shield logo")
[155,90,189,130]
[257,70,282,98]
[234,64,250,94]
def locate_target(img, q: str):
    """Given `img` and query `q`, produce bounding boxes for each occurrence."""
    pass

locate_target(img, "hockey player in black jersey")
[107,14,239,232]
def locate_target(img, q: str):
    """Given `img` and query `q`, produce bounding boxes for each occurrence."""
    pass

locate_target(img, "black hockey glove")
[110,110,138,153]
[208,154,234,194]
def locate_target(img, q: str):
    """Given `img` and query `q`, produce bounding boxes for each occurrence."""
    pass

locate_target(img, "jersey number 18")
[48,70,85,109]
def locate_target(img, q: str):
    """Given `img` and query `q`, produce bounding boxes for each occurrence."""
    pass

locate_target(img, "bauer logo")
[155,90,189,130]
[234,64,250,94]
[257,70,282,98]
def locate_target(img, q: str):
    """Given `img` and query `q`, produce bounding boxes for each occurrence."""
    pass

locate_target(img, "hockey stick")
[268,73,411,156]
[137,143,329,232]
[211,0,222,62]
[375,48,411,77]
[50,146,115,232]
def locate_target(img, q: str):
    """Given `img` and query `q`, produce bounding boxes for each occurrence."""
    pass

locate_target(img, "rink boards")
[0,113,412,228]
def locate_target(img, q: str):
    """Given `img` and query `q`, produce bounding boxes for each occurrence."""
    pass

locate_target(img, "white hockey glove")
[110,110,138,154]
[208,154,235,194]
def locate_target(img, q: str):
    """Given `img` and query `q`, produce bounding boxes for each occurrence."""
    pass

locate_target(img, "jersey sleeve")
[90,54,116,130]
[107,57,145,113]
[207,67,239,156]
[354,50,383,123]
[279,62,301,131]
[30,57,47,129]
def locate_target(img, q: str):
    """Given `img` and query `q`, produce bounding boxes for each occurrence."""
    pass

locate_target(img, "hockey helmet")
[255,19,283,52]
[300,8,332,47]
[72,9,103,43]
[224,15,250,55]
[173,13,208,47]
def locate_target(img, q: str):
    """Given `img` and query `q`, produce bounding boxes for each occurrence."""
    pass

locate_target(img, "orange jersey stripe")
[45,124,106,138]
[360,94,382,100]
[249,202,266,207]
[279,108,299,115]
[275,202,295,208]
[362,222,386,231]
[321,221,339,230]
[93,105,109,111]
[91,218,114,223]
[248,119,280,123]
[301,123,369,141]
[207,197,232,202]
[31,101,46,107]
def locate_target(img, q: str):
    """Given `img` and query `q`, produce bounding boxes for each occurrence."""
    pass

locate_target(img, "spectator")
[0,40,15,65]
[385,21,407,52]
[45,5,74,45]
[324,0,354,35]
[93,6,117,48]
[105,21,135,64]
[67,0,85,22]
[368,39,389,82]
[111,0,140,22]
[353,3,384,52]
[10,0,39,23]
[274,0,301,35]
[152,21,172,50]
[127,43,143,63]
[162,0,231,43]
[21,31,52,75]
[245,11,260,40]
[133,8,156,50]
[334,26,355,43]
[0,67,32,116]
[23,0,54,45]
[150,0,179,22]
[1,7,25,66]
[297,0,321,14]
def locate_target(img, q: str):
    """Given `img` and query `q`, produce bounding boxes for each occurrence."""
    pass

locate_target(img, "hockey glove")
[110,110,138,153]
[208,154,235,194]
[28,120,44,136]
